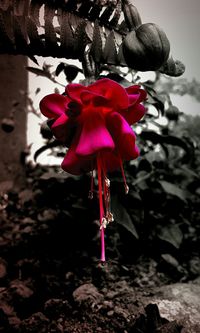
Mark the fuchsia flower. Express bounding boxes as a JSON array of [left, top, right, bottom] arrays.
[[40, 78, 147, 261]]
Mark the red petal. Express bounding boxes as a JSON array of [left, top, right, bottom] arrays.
[[128, 94, 141, 106], [126, 85, 147, 103], [76, 112, 115, 156], [65, 83, 84, 104], [121, 103, 147, 125], [106, 112, 139, 161], [80, 90, 108, 107], [61, 136, 94, 175], [39, 94, 69, 118], [51, 113, 74, 144], [88, 79, 129, 110]]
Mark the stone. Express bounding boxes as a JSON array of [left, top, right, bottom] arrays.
[[149, 283, 200, 332], [72, 283, 103, 307]]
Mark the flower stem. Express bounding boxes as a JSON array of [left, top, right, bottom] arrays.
[[97, 155, 106, 262]]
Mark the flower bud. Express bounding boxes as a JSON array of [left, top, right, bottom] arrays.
[[123, 1, 142, 30], [159, 57, 185, 77], [165, 105, 180, 121], [122, 23, 170, 71]]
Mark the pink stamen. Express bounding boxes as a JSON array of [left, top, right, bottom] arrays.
[[100, 161, 110, 215], [104, 177, 110, 217], [97, 154, 106, 262]]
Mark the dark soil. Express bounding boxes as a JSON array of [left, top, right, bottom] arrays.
[[0, 164, 199, 333]]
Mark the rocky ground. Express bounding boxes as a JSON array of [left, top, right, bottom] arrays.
[[0, 165, 200, 333]]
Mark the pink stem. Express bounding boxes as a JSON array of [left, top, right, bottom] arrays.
[[97, 155, 106, 262]]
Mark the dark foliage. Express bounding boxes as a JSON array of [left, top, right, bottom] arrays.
[[0, 0, 184, 77]]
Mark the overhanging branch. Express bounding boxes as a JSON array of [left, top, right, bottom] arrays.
[[0, 0, 185, 77]]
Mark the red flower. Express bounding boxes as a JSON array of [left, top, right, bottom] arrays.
[[40, 79, 146, 174], [40, 78, 147, 261]]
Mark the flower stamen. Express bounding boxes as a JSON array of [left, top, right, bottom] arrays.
[[119, 157, 129, 194], [100, 217, 108, 230], [103, 175, 114, 225], [106, 211, 114, 223], [97, 154, 106, 262]]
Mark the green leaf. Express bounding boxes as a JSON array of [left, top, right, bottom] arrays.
[[44, 20, 58, 50], [64, 65, 82, 82], [44, 3, 55, 23], [60, 11, 74, 57], [14, 0, 29, 16], [44, 4, 58, 51], [161, 254, 179, 267], [73, 20, 88, 58], [111, 194, 139, 239], [117, 44, 128, 66], [40, 171, 69, 181], [14, 17, 28, 52], [106, 72, 125, 84], [99, 6, 113, 25], [158, 224, 183, 249], [103, 31, 118, 65], [143, 84, 165, 115], [55, 62, 65, 76], [90, 20, 102, 63], [118, 20, 129, 35], [30, 0, 43, 27], [133, 170, 151, 191], [27, 17, 44, 51], [109, 1, 122, 28], [159, 180, 187, 202], [140, 130, 192, 163]]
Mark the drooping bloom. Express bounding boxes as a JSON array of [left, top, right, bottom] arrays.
[[40, 78, 147, 261]]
